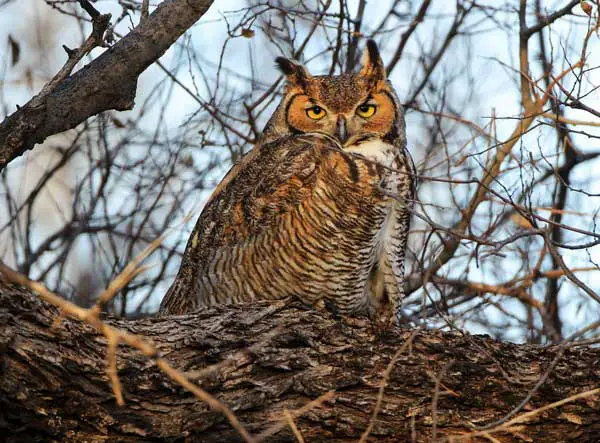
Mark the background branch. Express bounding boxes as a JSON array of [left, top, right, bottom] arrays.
[[0, 0, 215, 171]]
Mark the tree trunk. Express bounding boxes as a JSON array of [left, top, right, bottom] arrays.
[[1, 281, 599, 442]]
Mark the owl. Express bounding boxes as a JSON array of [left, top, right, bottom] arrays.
[[159, 40, 414, 324]]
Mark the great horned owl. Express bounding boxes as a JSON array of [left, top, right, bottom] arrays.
[[160, 40, 414, 323]]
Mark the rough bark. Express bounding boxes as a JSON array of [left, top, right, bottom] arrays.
[[1, 281, 599, 442], [0, 0, 214, 171]]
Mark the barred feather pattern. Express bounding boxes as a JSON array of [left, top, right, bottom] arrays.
[[160, 133, 414, 321]]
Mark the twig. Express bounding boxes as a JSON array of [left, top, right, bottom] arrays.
[[386, 0, 433, 74], [106, 333, 124, 406], [544, 231, 600, 305], [92, 231, 171, 313], [283, 409, 306, 443], [34, 2, 111, 102], [78, 0, 100, 19], [141, 0, 150, 23], [255, 391, 335, 441]]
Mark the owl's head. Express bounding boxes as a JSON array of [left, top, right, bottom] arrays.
[[263, 40, 405, 147]]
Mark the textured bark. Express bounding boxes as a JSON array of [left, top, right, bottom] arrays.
[[0, 0, 214, 171], [1, 281, 599, 442]]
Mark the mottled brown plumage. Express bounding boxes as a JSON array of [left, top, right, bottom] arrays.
[[160, 40, 414, 322]]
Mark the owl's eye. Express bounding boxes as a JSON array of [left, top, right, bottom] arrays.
[[356, 104, 377, 118], [306, 106, 326, 120]]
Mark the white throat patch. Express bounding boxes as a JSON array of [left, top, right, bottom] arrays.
[[344, 139, 396, 168]]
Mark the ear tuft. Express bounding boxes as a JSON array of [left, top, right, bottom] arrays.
[[275, 57, 311, 89], [359, 39, 386, 86], [275, 57, 296, 76]]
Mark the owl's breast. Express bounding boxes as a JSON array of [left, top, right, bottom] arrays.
[[343, 137, 400, 227], [343, 136, 409, 268]]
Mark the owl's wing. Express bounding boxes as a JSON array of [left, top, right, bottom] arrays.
[[160, 133, 388, 314]]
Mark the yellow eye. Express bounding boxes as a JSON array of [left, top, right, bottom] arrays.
[[306, 106, 326, 120], [356, 104, 376, 118]]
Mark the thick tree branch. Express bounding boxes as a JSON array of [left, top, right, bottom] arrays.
[[1, 281, 599, 442], [0, 0, 214, 171], [526, 0, 579, 38]]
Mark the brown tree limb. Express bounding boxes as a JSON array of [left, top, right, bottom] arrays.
[[0, 0, 215, 171], [1, 280, 599, 442]]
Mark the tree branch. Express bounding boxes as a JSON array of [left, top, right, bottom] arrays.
[[0, 0, 215, 171]]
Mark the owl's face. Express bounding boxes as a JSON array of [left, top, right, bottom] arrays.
[[284, 77, 397, 144], [264, 40, 404, 147]]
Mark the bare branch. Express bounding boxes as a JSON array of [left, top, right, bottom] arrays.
[[0, 0, 215, 171]]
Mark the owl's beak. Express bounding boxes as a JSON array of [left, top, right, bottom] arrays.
[[335, 115, 348, 144]]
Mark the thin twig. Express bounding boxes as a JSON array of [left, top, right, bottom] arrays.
[[141, 0, 150, 23], [34, 3, 111, 101], [283, 409, 306, 443]]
